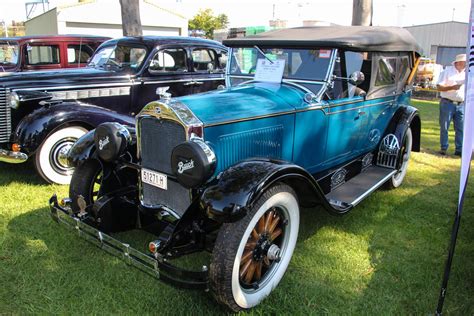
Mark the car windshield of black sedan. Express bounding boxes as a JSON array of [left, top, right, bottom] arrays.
[[0, 42, 19, 65], [229, 47, 333, 82], [88, 44, 147, 72]]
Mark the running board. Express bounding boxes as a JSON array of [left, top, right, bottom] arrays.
[[325, 166, 396, 208]]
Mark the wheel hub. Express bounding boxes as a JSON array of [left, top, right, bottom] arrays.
[[50, 139, 76, 174]]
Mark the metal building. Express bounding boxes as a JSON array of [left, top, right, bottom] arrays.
[[25, 0, 188, 38], [405, 21, 468, 66]]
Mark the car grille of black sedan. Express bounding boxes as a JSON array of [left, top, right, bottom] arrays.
[[139, 117, 191, 217], [0, 88, 11, 144]]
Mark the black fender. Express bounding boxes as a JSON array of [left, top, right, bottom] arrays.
[[383, 104, 421, 152], [200, 159, 350, 223], [67, 125, 137, 168], [13, 101, 135, 156]]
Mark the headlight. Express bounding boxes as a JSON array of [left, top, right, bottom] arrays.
[[8, 91, 20, 109]]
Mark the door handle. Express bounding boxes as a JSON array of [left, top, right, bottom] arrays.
[[183, 82, 195, 86], [193, 81, 204, 85], [357, 110, 366, 116]]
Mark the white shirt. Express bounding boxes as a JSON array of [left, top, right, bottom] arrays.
[[437, 65, 466, 102]]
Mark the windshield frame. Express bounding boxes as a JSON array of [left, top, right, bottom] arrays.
[[225, 46, 337, 100], [0, 41, 20, 67], [88, 43, 149, 74]]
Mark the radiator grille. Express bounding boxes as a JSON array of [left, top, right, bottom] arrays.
[[0, 88, 11, 143], [139, 117, 190, 216], [140, 117, 186, 174], [216, 125, 284, 172]]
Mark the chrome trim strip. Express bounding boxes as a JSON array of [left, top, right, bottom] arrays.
[[205, 110, 296, 127], [50, 87, 131, 100], [14, 82, 138, 92], [350, 170, 397, 206], [142, 77, 224, 85]]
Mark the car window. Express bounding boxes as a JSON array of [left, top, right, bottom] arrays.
[[192, 48, 216, 72], [345, 51, 365, 98], [230, 47, 332, 81], [149, 48, 188, 73], [26, 45, 60, 65], [88, 45, 147, 73], [218, 50, 227, 70], [0, 42, 19, 65], [375, 57, 397, 86], [67, 44, 94, 64]]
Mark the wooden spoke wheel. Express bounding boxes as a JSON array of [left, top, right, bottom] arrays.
[[210, 184, 300, 312], [239, 208, 285, 286]]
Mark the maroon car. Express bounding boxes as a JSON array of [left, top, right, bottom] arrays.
[[0, 35, 110, 73]]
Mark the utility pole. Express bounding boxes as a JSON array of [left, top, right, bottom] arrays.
[[352, 0, 373, 26]]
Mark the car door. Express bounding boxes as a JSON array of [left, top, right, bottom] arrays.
[[323, 51, 370, 166], [364, 53, 411, 152], [189, 46, 226, 93], [135, 46, 195, 113]]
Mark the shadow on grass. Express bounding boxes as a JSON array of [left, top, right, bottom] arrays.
[[0, 160, 45, 186], [4, 206, 230, 314]]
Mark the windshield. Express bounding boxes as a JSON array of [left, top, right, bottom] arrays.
[[0, 42, 19, 66], [229, 47, 333, 82], [88, 44, 147, 73]]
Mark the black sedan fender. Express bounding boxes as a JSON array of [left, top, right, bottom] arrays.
[[13, 101, 135, 156], [201, 159, 350, 223]]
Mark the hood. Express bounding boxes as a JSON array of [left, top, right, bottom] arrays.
[[178, 83, 306, 126], [0, 67, 132, 89]]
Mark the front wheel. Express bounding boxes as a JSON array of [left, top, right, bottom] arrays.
[[210, 183, 300, 312], [69, 159, 103, 215], [35, 126, 88, 184], [385, 127, 412, 189]]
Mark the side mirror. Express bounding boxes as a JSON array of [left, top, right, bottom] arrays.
[[349, 71, 365, 86]]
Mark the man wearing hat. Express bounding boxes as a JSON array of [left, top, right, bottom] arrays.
[[436, 53, 467, 156]]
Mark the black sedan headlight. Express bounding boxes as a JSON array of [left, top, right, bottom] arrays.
[[8, 91, 20, 109]]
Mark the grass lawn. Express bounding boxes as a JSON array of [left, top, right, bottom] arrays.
[[0, 99, 473, 314]]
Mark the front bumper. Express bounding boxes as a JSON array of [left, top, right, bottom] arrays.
[[0, 148, 27, 163], [49, 195, 209, 290]]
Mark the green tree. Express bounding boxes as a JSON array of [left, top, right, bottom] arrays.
[[189, 9, 229, 39]]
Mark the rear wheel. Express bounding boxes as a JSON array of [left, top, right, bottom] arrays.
[[210, 183, 299, 312], [385, 127, 412, 189], [69, 159, 103, 214], [35, 126, 88, 184]]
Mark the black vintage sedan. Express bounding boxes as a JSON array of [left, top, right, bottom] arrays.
[[0, 36, 227, 184]]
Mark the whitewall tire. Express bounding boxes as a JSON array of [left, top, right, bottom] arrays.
[[35, 126, 88, 184], [386, 127, 412, 189], [210, 183, 300, 312]]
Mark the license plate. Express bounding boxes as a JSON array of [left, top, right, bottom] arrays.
[[141, 168, 167, 190]]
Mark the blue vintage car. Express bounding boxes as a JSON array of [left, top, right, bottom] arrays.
[[50, 26, 421, 311]]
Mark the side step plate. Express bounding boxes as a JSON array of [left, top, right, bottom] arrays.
[[326, 166, 396, 208]]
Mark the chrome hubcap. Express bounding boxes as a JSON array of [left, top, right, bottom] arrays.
[[50, 138, 76, 175]]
